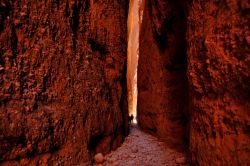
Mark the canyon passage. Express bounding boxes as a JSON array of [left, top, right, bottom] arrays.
[[0, 0, 249, 166]]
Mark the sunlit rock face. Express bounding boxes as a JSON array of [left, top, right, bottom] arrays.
[[0, 0, 128, 165], [137, 0, 189, 146], [127, 0, 142, 119], [187, 0, 250, 165]]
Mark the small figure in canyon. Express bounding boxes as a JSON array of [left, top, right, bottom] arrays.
[[129, 114, 134, 124]]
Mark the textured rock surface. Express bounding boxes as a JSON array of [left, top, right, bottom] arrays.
[[138, 0, 250, 165], [0, 0, 128, 165], [103, 125, 187, 166], [94, 153, 104, 164], [187, 0, 250, 165], [137, 0, 189, 146]]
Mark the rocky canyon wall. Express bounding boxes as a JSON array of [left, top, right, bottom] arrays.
[[138, 0, 250, 165], [138, 0, 189, 147], [187, 0, 250, 165], [0, 0, 128, 165]]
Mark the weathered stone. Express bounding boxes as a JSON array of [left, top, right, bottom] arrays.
[[187, 0, 250, 165], [94, 153, 104, 164], [0, 0, 129, 164], [138, 0, 189, 146], [138, 0, 250, 165]]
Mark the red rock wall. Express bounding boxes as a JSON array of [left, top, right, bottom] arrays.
[[187, 0, 250, 165], [0, 0, 128, 165], [137, 0, 189, 146], [139, 0, 250, 165]]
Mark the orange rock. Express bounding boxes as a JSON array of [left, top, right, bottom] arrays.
[[94, 153, 104, 163]]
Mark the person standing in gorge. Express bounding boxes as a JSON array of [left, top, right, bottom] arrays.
[[129, 114, 134, 124]]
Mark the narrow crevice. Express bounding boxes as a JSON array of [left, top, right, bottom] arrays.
[[127, 0, 143, 123]]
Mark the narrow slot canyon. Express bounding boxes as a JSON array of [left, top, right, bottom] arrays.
[[0, 0, 249, 166], [127, 0, 138, 121], [127, 0, 143, 123]]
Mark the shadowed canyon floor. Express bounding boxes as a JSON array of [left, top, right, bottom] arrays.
[[101, 125, 188, 166]]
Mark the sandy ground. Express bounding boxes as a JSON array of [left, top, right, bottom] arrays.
[[102, 125, 188, 166]]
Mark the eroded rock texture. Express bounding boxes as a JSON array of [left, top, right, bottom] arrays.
[[139, 0, 250, 165], [0, 0, 128, 165], [138, 0, 189, 146], [187, 0, 250, 165]]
